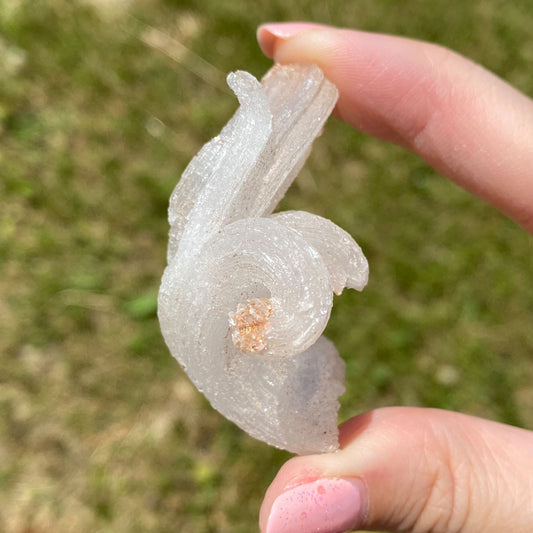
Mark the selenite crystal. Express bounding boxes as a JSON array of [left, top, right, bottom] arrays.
[[158, 63, 369, 455]]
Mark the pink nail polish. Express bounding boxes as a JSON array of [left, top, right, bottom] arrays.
[[259, 22, 318, 39], [257, 23, 322, 57], [265, 478, 365, 533]]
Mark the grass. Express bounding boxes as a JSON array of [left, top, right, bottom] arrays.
[[1, 0, 533, 531]]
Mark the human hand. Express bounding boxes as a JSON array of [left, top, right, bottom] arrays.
[[256, 23, 533, 533]]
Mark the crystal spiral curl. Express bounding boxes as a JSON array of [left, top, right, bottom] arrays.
[[158, 64, 368, 454]]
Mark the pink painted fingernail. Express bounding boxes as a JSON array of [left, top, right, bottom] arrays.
[[265, 478, 366, 533], [257, 22, 321, 57]]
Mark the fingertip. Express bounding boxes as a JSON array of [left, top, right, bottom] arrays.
[[256, 24, 277, 58], [257, 22, 332, 58], [263, 27, 533, 229], [262, 477, 366, 533], [259, 456, 328, 532]]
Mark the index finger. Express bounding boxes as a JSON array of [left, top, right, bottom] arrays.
[[258, 24, 533, 233]]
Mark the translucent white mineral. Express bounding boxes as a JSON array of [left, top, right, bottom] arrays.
[[158, 63, 369, 455]]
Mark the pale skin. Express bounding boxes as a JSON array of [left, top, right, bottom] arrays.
[[256, 23, 533, 533]]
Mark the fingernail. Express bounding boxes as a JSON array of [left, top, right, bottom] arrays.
[[257, 22, 318, 57], [265, 478, 366, 533]]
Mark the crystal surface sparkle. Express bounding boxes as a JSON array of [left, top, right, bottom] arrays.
[[158, 63, 369, 454]]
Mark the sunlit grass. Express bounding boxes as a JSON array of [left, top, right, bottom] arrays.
[[1, 0, 532, 531]]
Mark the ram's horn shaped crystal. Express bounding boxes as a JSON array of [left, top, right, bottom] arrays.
[[158, 63, 369, 455]]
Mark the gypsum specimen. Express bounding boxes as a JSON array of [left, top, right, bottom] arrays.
[[158, 63, 368, 455]]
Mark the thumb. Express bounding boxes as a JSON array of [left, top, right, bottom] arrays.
[[260, 407, 533, 533]]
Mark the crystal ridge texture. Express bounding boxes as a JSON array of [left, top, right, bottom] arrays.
[[158, 63, 369, 454]]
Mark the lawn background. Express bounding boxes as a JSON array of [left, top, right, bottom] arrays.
[[1, 0, 533, 531]]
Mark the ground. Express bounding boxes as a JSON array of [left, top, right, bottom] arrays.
[[1, 1, 533, 532]]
